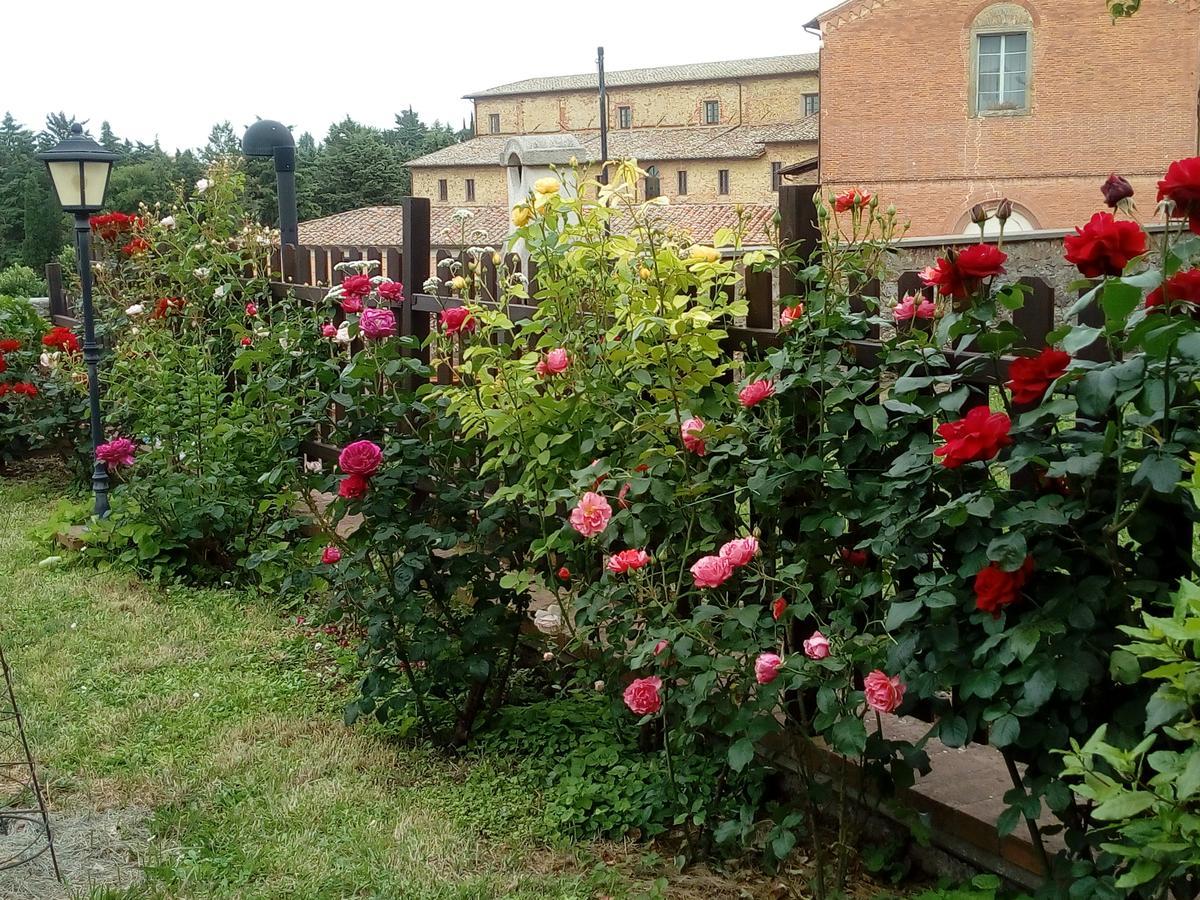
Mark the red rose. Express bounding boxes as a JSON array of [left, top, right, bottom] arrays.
[[955, 244, 1008, 280], [771, 597, 788, 621], [120, 236, 150, 256], [337, 473, 369, 499], [1006, 347, 1071, 406], [557, 566, 571, 581], [42, 326, 80, 354], [377, 280, 404, 302], [934, 406, 1012, 469], [341, 274, 372, 298], [1157, 157, 1200, 235], [0, 339, 22, 353], [1101, 174, 1134, 209], [974, 557, 1034, 616], [1064, 213, 1147, 278], [338, 440, 383, 476], [920, 258, 964, 299], [1146, 269, 1200, 314], [834, 188, 872, 213], [839, 546, 869, 567]]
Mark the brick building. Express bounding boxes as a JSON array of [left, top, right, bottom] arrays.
[[812, 0, 1200, 236], [406, 55, 820, 214]]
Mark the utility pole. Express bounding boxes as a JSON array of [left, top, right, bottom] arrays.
[[597, 46, 608, 183]]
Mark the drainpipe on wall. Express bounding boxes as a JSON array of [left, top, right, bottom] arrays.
[[803, 19, 822, 185]]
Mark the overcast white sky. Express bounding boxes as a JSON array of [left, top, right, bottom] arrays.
[[2, 0, 827, 151]]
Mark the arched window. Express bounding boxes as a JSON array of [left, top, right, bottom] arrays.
[[959, 201, 1036, 236], [970, 4, 1034, 116], [644, 166, 661, 201]]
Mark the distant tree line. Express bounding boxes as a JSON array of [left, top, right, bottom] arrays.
[[0, 109, 471, 270]]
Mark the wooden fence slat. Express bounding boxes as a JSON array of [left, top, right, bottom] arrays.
[[1014, 276, 1054, 350], [401, 198, 432, 390], [385, 248, 402, 285], [777, 185, 821, 299], [745, 267, 775, 330]]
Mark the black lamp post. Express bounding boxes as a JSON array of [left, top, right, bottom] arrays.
[[242, 120, 298, 257], [38, 124, 118, 518]]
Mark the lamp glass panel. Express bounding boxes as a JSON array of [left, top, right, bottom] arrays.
[[82, 160, 112, 209], [47, 160, 83, 208]]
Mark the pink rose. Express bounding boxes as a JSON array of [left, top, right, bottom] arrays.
[[540, 348, 570, 376], [321, 545, 342, 565], [780, 303, 805, 328], [569, 492, 612, 538], [359, 307, 397, 340], [337, 473, 369, 499], [441, 306, 476, 335], [755, 652, 783, 685], [803, 630, 830, 660], [377, 280, 404, 302], [680, 417, 707, 456], [893, 293, 936, 322], [245, 302, 258, 317], [654, 639, 670, 656], [96, 437, 137, 470], [340, 295, 364, 314], [341, 274, 372, 298], [863, 670, 906, 713], [738, 379, 776, 408], [623, 676, 662, 715], [338, 440, 383, 476], [691, 554, 734, 588], [606, 549, 651, 574], [719, 536, 759, 568], [321, 323, 337, 338]]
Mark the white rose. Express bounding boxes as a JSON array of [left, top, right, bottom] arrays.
[[304, 459, 324, 473], [159, 216, 176, 229], [334, 322, 351, 345], [213, 284, 229, 299], [125, 303, 144, 316], [195, 178, 210, 193]]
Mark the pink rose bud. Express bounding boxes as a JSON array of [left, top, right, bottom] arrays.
[[542, 651, 555, 662], [654, 639, 669, 656], [803, 630, 831, 660], [321, 545, 341, 565], [680, 417, 707, 455], [322, 323, 337, 338], [606, 549, 651, 574], [245, 302, 258, 317], [755, 652, 783, 685]]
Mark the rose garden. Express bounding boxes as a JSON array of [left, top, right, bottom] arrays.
[[0, 129, 1199, 898]]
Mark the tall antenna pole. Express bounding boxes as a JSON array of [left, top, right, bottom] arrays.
[[597, 46, 608, 183]]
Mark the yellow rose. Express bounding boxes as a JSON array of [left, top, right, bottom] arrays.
[[451, 275, 467, 292], [512, 205, 533, 227], [688, 245, 720, 263], [639, 266, 653, 280], [492, 252, 503, 266], [533, 177, 561, 195]]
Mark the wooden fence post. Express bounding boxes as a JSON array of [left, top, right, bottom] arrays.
[[777, 185, 821, 299], [44, 262, 66, 320], [401, 198, 432, 387]]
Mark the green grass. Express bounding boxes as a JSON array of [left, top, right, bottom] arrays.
[[0, 475, 635, 900]]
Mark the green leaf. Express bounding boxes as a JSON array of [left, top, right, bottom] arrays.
[[1023, 668, 1056, 708], [1076, 369, 1117, 418], [1100, 280, 1143, 329], [996, 805, 1022, 837], [1133, 452, 1183, 495], [1091, 791, 1157, 820], [939, 715, 969, 748], [1177, 750, 1200, 801], [885, 599, 923, 630], [987, 533, 1028, 570], [990, 714, 1020, 748], [853, 404, 888, 435], [1115, 860, 1162, 890], [830, 716, 867, 756], [728, 738, 756, 772], [962, 669, 1002, 700]]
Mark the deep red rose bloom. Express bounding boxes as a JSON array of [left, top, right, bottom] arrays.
[[1146, 269, 1200, 314], [377, 280, 404, 302], [974, 557, 1034, 616], [771, 597, 788, 621], [955, 244, 1008, 280], [839, 546, 869, 567], [0, 339, 22, 353], [1157, 157, 1200, 235], [557, 566, 571, 581], [834, 188, 872, 213], [1007, 347, 1071, 406], [1064, 212, 1147, 278], [1101, 174, 1134, 209], [151, 297, 184, 319], [337, 473, 369, 499], [120, 236, 150, 256], [89, 211, 138, 241], [341, 274, 372, 298], [920, 258, 964, 299], [10, 382, 37, 397], [42, 326, 80, 354], [934, 406, 1012, 468]]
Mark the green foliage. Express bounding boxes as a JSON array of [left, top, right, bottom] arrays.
[[1059, 580, 1200, 898], [479, 697, 746, 841], [0, 263, 46, 298]]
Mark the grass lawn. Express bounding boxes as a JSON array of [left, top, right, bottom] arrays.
[[0, 474, 655, 900]]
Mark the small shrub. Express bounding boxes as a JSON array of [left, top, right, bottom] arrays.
[[0, 264, 47, 299]]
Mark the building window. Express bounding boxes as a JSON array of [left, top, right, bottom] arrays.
[[438, 179, 448, 202], [677, 170, 688, 195], [488, 113, 501, 134], [718, 169, 730, 195], [617, 106, 631, 129], [465, 179, 475, 202], [976, 32, 1028, 112], [644, 165, 660, 200], [771, 162, 782, 191], [703, 100, 720, 125], [803, 93, 820, 117]]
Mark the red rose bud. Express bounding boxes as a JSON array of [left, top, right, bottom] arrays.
[[970, 204, 989, 226], [557, 566, 571, 581], [995, 199, 1013, 223], [771, 597, 788, 621], [1101, 174, 1134, 209]]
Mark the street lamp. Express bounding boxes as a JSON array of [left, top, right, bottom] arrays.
[[242, 120, 298, 265], [38, 124, 118, 518]]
